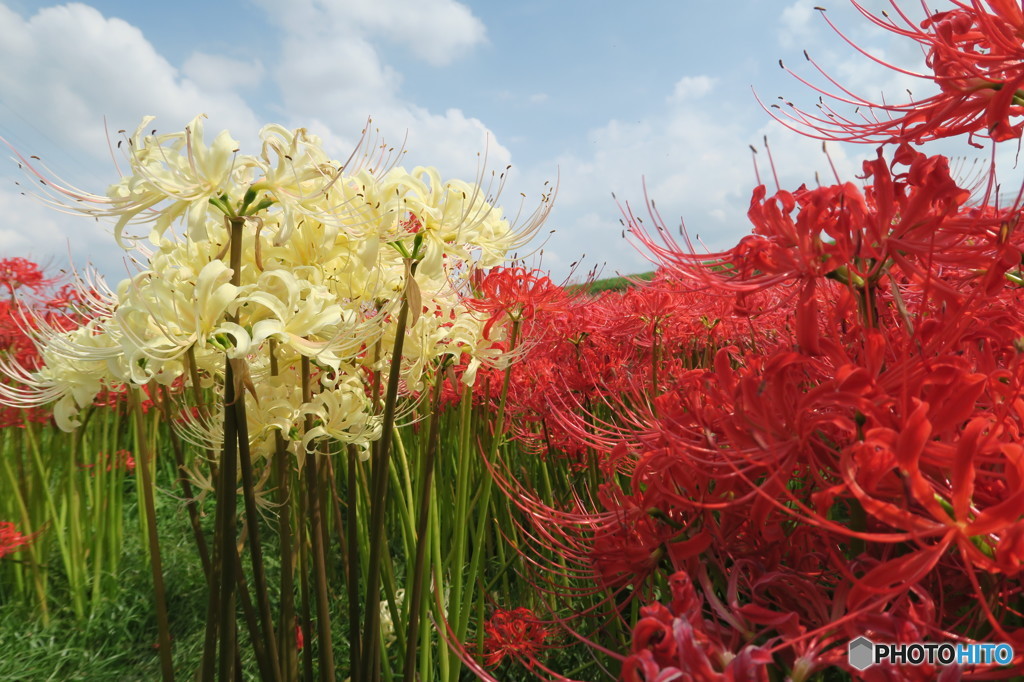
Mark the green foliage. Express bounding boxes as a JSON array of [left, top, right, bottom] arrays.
[[568, 271, 655, 294]]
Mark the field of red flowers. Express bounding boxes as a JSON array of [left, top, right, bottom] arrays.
[[3, 1, 1024, 680]]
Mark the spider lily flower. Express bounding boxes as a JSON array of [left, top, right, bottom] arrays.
[[0, 521, 33, 559], [255, 124, 341, 246], [0, 257, 56, 297], [1, 117, 551, 445], [0, 319, 123, 430], [299, 368, 382, 455], [109, 115, 259, 244], [465, 266, 571, 339], [622, 605, 774, 682], [245, 268, 371, 367], [773, 1, 1024, 145], [482, 607, 554, 669], [628, 144, 1013, 354]]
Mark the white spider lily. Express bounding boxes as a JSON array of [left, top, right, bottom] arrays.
[[106, 115, 257, 245], [114, 259, 242, 371], [1, 115, 553, 452], [300, 370, 381, 454], [0, 321, 120, 430]]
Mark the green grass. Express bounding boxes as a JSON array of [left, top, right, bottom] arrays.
[[0, 483, 223, 681], [567, 271, 655, 295]]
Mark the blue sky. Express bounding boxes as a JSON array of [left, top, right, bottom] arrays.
[[0, 0, 975, 283]]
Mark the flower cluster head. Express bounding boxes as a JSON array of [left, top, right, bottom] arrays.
[[0, 521, 32, 560], [482, 607, 553, 669], [0, 116, 551, 466], [776, 1, 1024, 145], [622, 571, 773, 682], [0, 257, 54, 298]]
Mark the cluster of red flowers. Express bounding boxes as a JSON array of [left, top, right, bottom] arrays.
[[77, 449, 137, 475], [0, 258, 82, 427], [777, 1, 1024, 145], [621, 571, 775, 682], [483, 607, 554, 669], [0, 258, 165, 426], [0, 521, 32, 560], [470, 2, 1024, 679]]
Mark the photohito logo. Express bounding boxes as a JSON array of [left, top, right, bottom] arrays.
[[847, 636, 1014, 670]]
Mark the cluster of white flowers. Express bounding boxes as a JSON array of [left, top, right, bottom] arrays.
[[1, 115, 551, 462]]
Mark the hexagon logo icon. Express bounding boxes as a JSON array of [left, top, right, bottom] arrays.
[[848, 636, 874, 671]]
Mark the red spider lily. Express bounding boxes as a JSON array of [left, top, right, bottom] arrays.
[[629, 146, 1014, 354], [482, 607, 554, 669], [0, 521, 33, 559], [109, 449, 137, 474], [773, 1, 1024, 145], [0, 257, 55, 297], [622, 592, 775, 682], [465, 266, 571, 339], [78, 449, 137, 474], [995, 520, 1024, 575], [0, 263, 89, 428], [474, 137, 1024, 679]]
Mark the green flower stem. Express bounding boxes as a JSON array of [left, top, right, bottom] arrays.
[[232, 357, 282, 681], [445, 384, 473, 682], [301, 354, 335, 681], [429, 476, 450, 681], [0, 432, 47, 623], [345, 443, 362, 678], [156, 384, 211, 579], [295, 466, 314, 682], [449, 320, 520, 681], [212, 357, 239, 682], [382, 442, 411, 658], [402, 366, 445, 681], [360, 258, 417, 682], [66, 428, 86, 619], [209, 215, 247, 682], [269, 339, 298, 682], [128, 387, 174, 682], [23, 415, 77, 617]]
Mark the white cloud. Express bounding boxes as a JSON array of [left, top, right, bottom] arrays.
[[326, 0, 487, 67], [183, 52, 265, 92], [0, 185, 121, 277], [520, 57, 886, 278], [0, 2, 271, 284], [253, 0, 506, 181], [0, 2, 262, 158], [669, 76, 716, 102], [779, 0, 820, 50], [531, 104, 753, 274]]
